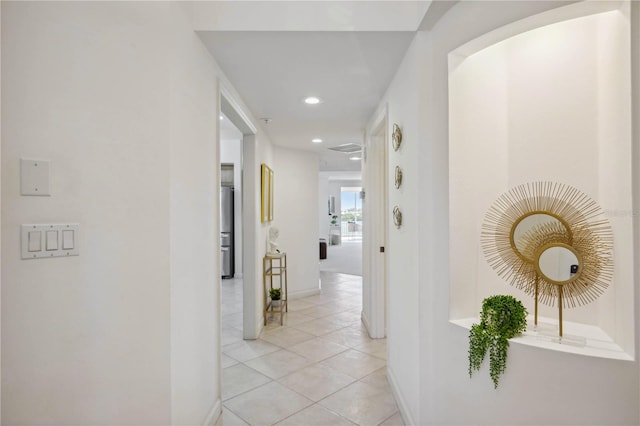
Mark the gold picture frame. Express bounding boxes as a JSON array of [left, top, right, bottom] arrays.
[[261, 164, 270, 223], [269, 168, 274, 221]]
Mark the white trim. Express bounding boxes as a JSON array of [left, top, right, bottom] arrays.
[[288, 288, 321, 299], [253, 316, 264, 340], [387, 366, 416, 426], [220, 85, 257, 135], [363, 102, 388, 339], [367, 101, 389, 134], [202, 399, 222, 426], [450, 0, 624, 61], [241, 135, 258, 340], [361, 310, 371, 336]]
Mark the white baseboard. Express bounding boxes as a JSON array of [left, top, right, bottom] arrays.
[[203, 399, 221, 426], [387, 367, 416, 426], [251, 315, 264, 340], [361, 310, 371, 336], [288, 288, 321, 299]]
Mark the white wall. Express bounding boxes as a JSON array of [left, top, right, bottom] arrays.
[[2, 2, 221, 424], [243, 133, 275, 338], [365, 32, 422, 423], [318, 174, 329, 240], [1, 2, 3, 420], [370, 1, 640, 424], [221, 138, 243, 277], [168, 4, 220, 424], [273, 147, 320, 298]]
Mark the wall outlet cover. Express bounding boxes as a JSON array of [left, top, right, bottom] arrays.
[[20, 158, 51, 196]]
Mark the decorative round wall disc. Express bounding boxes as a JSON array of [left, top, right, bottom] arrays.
[[394, 166, 403, 189], [392, 124, 402, 151], [393, 206, 403, 229]]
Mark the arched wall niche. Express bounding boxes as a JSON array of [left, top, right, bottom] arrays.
[[448, 1, 634, 360]]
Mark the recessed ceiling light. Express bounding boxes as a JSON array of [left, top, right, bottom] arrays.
[[219, 115, 224, 120], [304, 96, 321, 105], [349, 156, 362, 161], [312, 138, 323, 143]]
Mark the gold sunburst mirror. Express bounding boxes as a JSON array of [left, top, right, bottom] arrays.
[[481, 182, 614, 337]]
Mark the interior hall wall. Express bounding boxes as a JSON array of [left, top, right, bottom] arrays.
[[168, 3, 221, 424], [1, 2, 4, 419], [273, 147, 320, 298], [1, 2, 223, 424], [318, 174, 330, 241], [418, 1, 638, 424], [243, 132, 275, 337], [366, 32, 422, 423]]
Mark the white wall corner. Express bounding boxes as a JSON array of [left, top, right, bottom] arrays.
[[387, 366, 416, 426], [241, 314, 263, 341], [203, 399, 222, 426], [361, 310, 372, 337]]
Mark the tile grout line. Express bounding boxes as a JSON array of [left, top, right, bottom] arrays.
[[221, 271, 398, 426]]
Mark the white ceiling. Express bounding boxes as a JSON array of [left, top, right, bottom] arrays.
[[195, 1, 435, 172]]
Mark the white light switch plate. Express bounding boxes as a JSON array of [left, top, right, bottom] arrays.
[[21, 224, 79, 259], [21, 158, 51, 196]]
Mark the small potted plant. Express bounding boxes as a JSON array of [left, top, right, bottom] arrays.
[[269, 288, 281, 308], [468, 295, 527, 388]]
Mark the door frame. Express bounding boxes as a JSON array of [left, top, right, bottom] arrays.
[[362, 103, 388, 338], [219, 85, 258, 340]]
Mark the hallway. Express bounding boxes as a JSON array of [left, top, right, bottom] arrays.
[[218, 272, 401, 426]]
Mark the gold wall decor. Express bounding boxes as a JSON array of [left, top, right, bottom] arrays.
[[261, 163, 273, 223], [269, 167, 274, 222], [393, 206, 403, 229], [392, 124, 402, 151], [480, 182, 613, 337], [394, 165, 403, 189]]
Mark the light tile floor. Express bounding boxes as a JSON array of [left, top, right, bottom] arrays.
[[217, 272, 404, 426]]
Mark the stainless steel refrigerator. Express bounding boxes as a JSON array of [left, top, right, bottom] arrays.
[[220, 187, 234, 278]]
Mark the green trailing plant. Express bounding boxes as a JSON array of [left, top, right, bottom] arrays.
[[468, 295, 527, 388], [269, 288, 281, 301]]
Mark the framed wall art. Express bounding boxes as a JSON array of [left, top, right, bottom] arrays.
[[268, 167, 274, 221], [261, 163, 271, 223]]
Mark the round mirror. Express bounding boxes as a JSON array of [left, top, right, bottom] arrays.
[[535, 243, 582, 285], [511, 212, 570, 262]]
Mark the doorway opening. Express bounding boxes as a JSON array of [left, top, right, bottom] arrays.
[[340, 187, 363, 242], [320, 175, 363, 278], [218, 90, 259, 345], [219, 113, 245, 347]]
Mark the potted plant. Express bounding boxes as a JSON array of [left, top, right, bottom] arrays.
[[269, 288, 281, 308], [468, 295, 527, 388]]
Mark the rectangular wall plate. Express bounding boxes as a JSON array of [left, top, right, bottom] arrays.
[[20, 158, 51, 196], [21, 224, 79, 259]]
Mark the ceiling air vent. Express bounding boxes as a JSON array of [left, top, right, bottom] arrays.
[[328, 143, 362, 154]]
